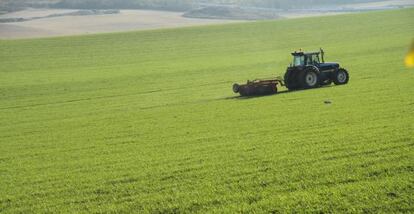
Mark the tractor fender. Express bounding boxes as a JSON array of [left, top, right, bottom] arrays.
[[306, 65, 321, 74]]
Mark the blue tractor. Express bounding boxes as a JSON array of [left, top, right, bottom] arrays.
[[232, 49, 349, 96], [284, 49, 349, 90]]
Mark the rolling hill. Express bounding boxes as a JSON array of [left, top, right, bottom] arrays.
[[0, 0, 383, 12], [0, 8, 413, 213]]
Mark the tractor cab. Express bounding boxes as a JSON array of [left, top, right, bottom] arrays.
[[291, 51, 323, 67], [290, 49, 340, 72]]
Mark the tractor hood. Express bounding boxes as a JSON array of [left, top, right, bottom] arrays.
[[319, 62, 339, 69]]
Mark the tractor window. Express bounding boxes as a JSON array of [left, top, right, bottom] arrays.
[[306, 54, 320, 65], [306, 56, 312, 65], [293, 55, 304, 66], [311, 54, 320, 64]]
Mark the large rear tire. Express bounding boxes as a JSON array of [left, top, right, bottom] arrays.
[[333, 68, 349, 85], [300, 68, 320, 89], [284, 69, 301, 90]]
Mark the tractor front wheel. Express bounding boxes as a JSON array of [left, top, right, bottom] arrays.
[[333, 68, 349, 85]]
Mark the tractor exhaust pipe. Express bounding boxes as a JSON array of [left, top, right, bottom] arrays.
[[320, 48, 325, 63]]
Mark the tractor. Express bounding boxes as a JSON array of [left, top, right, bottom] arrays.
[[232, 49, 349, 96]]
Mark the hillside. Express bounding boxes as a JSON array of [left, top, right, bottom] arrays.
[[0, 8, 413, 213], [0, 0, 385, 12]]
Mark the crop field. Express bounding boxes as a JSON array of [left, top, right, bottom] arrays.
[[1, 8, 413, 213]]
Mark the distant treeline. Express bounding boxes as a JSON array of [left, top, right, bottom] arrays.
[[0, 0, 379, 12]]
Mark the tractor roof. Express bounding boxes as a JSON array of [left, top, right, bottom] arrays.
[[291, 51, 320, 56]]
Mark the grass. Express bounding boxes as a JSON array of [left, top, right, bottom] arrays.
[[0, 8, 413, 213]]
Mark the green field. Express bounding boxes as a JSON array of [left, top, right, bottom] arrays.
[[1, 9, 413, 213]]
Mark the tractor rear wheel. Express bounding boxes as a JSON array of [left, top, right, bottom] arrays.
[[300, 68, 320, 89], [333, 68, 349, 85], [284, 69, 300, 90]]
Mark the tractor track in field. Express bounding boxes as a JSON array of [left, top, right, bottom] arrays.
[[0, 81, 233, 111], [138, 97, 220, 110], [0, 90, 161, 111]]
